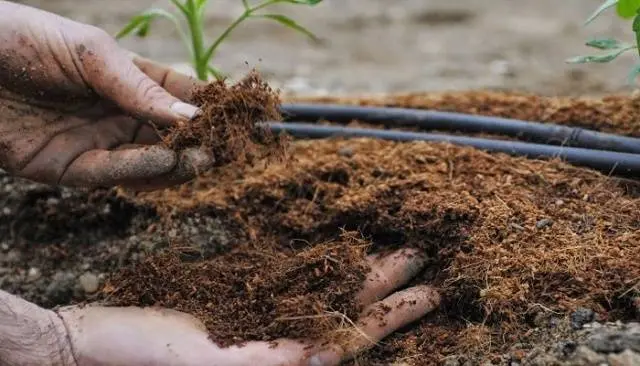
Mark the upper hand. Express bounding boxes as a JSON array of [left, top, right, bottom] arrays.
[[0, 1, 211, 190]]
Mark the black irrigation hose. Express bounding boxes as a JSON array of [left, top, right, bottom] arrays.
[[266, 122, 640, 178], [280, 103, 640, 155]]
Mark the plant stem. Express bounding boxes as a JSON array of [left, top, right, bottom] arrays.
[[185, 1, 208, 80]]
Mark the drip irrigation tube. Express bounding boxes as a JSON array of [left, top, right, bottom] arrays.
[[280, 103, 640, 155], [266, 122, 640, 178]]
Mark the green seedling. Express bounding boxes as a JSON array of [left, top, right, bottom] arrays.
[[117, 0, 322, 81], [568, 0, 640, 84]]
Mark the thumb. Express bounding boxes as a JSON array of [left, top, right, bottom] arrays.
[[77, 34, 201, 127]]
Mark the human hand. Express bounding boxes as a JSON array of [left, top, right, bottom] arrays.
[[2, 248, 439, 365], [0, 1, 211, 190]]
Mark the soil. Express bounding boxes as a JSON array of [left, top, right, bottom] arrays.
[[3, 1, 640, 363], [3, 91, 640, 365]]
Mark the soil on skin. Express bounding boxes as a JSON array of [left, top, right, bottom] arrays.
[[162, 71, 287, 167], [2, 91, 640, 365]]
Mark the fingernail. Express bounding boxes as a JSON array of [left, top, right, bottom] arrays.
[[307, 350, 339, 366], [170, 102, 201, 120]]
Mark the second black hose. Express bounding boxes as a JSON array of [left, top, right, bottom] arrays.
[[266, 122, 640, 178]]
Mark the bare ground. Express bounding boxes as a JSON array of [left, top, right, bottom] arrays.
[[13, 0, 640, 96]]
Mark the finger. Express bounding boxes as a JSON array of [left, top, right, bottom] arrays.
[[77, 34, 201, 126], [133, 55, 207, 102], [19, 116, 142, 185], [119, 147, 213, 191], [355, 248, 426, 307], [58, 145, 177, 188], [305, 286, 441, 366]]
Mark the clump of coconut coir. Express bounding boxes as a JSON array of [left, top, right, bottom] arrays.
[[162, 71, 288, 167], [100, 232, 370, 347]]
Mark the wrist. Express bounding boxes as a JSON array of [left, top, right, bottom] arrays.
[[0, 290, 76, 366]]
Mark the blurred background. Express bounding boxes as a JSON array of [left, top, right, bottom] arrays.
[[12, 0, 638, 96]]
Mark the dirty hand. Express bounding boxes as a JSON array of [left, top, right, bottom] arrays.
[[1, 249, 439, 365], [0, 1, 211, 190]]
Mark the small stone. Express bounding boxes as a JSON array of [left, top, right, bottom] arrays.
[[4, 250, 20, 264], [555, 199, 564, 206], [572, 345, 607, 364], [79, 272, 100, 293], [27, 267, 41, 281], [490, 59, 515, 77], [46, 271, 76, 304], [588, 330, 627, 353], [571, 307, 595, 330], [608, 349, 640, 366], [46, 197, 59, 205], [557, 340, 578, 357], [338, 146, 354, 158], [536, 218, 553, 229], [0, 243, 8, 251]]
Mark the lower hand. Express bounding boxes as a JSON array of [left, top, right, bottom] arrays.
[[5, 248, 439, 365]]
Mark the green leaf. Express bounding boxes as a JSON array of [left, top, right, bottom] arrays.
[[116, 15, 149, 39], [115, 8, 180, 39], [586, 38, 631, 49], [633, 13, 640, 57], [585, 0, 619, 24], [136, 21, 151, 37], [254, 14, 318, 40], [617, 0, 640, 18], [566, 46, 637, 63]]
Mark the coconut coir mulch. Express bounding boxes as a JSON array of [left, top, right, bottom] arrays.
[[97, 87, 640, 364], [103, 232, 369, 347], [162, 71, 287, 167]]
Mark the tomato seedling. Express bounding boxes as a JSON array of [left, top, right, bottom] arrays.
[[117, 0, 322, 81]]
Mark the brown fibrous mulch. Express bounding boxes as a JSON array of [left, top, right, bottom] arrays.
[[102, 88, 640, 364], [162, 71, 288, 167], [102, 231, 369, 347]]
